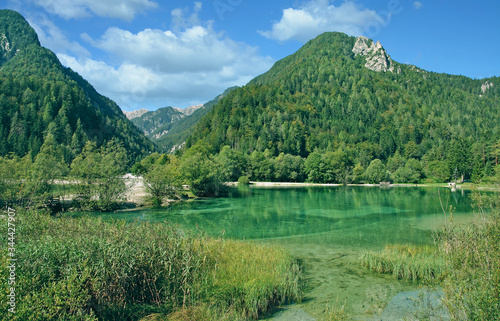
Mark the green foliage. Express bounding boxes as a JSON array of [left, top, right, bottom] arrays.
[[184, 31, 500, 183], [364, 159, 387, 184], [143, 155, 183, 206], [0, 10, 153, 164], [180, 151, 228, 197], [361, 244, 448, 283], [425, 160, 451, 183], [216, 146, 247, 182], [391, 159, 423, 184], [0, 10, 40, 66], [438, 194, 500, 320], [0, 154, 32, 205], [0, 209, 302, 320], [69, 140, 128, 211], [237, 176, 250, 185]]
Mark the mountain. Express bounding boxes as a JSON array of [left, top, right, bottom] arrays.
[[124, 108, 149, 120], [0, 9, 153, 162], [185, 32, 500, 181], [131, 86, 238, 152], [176, 104, 204, 116], [129, 106, 185, 136]]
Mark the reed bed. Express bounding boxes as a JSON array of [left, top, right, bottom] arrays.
[[0, 209, 302, 321], [360, 244, 448, 283]]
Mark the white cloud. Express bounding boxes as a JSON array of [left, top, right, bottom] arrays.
[[30, 0, 158, 20], [59, 5, 274, 111], [260, 0, 383, 42], [60, 50, 271, 111], [413, 1, 423, 10], [27, 14, 90, 58]]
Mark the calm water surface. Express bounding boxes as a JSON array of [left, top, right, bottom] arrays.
[[80, 186, 476, 319]]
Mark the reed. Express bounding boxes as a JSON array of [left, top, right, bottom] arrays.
[[322, 298, 349, 321], [1, 209, 301, 321], [360, 244, 448, 283]]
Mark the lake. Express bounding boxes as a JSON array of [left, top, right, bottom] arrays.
[[79, 186, 476, 320]]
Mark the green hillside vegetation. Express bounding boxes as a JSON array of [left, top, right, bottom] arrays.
[[185, 32, 500, 184], [0, 9, 153, 164]]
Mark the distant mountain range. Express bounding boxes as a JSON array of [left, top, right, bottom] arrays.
[[127, 87, 237, 152], [0, 9, 153, 162]]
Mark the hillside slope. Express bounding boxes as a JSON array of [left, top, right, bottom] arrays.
[[0, 9, 153, 162], [187, 33, 500, 181], [185, 32, 499, 180]]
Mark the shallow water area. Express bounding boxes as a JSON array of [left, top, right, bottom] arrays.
[[77, 186, 476, 320]]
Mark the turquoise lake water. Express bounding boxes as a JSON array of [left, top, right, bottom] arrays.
[[78, 186, 476, 319]]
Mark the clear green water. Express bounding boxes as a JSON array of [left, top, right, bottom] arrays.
[[77, 186, 476, 319]]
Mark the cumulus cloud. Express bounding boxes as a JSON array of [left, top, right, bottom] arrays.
[[27, 14, 90, 58], [260, 0, 383, 42], [59, 4, 273, 110], [60, 51, 270, 110], [30, 0, 157, 20]]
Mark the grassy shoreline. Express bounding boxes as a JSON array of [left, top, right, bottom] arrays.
[[1, 209, 302, 321]]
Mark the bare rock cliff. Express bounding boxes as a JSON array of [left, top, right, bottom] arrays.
[[352, 36, 394, 73]]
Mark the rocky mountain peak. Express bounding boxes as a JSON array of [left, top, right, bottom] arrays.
[[481, 81, 494, 94], [180, 104, 204, 116], [353, 36, 394, 73], [123, 108, 149, 120]]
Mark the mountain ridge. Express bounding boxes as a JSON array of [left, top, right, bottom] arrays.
[[185, 31, 500, 181], [0, 9, 153, 162], [129, 86, 238, 152]]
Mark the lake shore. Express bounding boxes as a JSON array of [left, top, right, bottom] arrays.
[[249, 181, 500, 191], [250, 181, 445, 188]]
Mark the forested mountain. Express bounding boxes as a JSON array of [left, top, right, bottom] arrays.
[[186, 32, 500, 183], [133, 86, 237, 152], [0, 9, 153, 163], [130, 106, 185, 136]]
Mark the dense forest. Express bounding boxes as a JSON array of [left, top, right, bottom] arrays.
[[0, 9, 153, 164], [185, 32, 500, 184]]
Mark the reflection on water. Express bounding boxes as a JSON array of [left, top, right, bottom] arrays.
[[76, 186, 475, 319], [87, 186, 473, 247]]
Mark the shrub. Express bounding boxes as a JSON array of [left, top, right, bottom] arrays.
[[237, 176, 250, 185], [364, 159, 386, 184]]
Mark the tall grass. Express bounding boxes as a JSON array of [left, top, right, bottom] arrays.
[[437, 196, 500, 320], [0, 209, 301, 321], [361, 190, 500, 320], [360, 244, 448, 283]]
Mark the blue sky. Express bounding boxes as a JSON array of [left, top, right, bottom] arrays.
[[4, 0, 500, 111]]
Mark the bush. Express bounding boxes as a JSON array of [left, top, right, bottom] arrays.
[[364, 159, 386, 184], [237, 176, 250, 185]]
